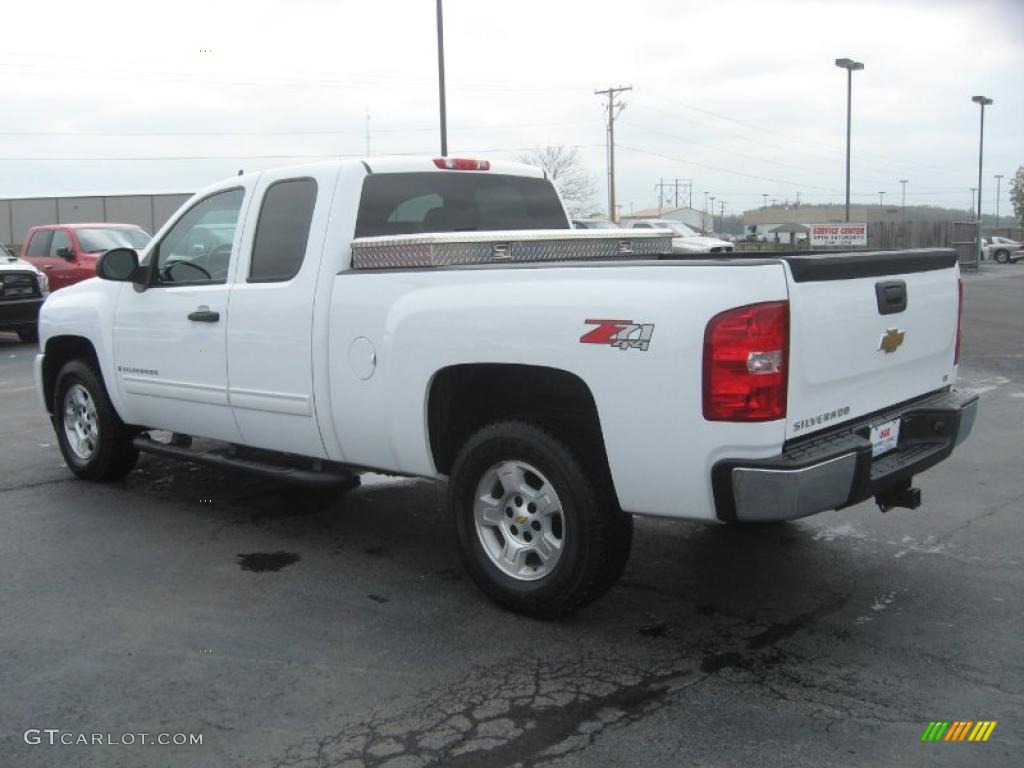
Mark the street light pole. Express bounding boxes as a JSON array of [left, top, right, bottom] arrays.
[[762, 194, 768, 208], [970, 187, 977, 217], [994, 174, 1004, 228], [835, 58, 864, 223], [709, 196, 716, 231], [878, 191, 885, 208], [436, 0, 448, 156], [972, 95, 993, 265]]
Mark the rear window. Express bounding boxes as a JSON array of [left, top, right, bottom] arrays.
[[354, 173, 568, 238], [75, 227, 151, 252]]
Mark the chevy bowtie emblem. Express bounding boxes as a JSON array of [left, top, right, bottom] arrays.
[[879, 328, 906, 354]]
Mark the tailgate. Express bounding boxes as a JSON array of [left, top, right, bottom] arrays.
[[785, 250, 960, 441]]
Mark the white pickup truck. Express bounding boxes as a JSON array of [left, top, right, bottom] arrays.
[[34, 156, 977, 617]]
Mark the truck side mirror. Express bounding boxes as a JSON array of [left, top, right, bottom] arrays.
[[56, 246, 74, 259], [97, 248, 142, 284]]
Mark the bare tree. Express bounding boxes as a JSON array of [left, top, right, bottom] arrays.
[[517, 145, 598, 215]]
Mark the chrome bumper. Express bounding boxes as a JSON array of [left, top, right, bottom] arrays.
[[714, 390, 979, 523]]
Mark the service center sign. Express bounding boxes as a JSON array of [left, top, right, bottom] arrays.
[[810, 224, 867, 247]]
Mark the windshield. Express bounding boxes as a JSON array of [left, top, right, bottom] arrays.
[[75, 227, 151, 252], [667, 222, 699, 237]]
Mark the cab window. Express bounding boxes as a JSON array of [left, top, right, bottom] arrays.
[[26, 231, 53, 258], [50, 230, 72, 257], [153, 189, 244, 285]]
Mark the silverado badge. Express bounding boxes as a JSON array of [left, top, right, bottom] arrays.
[[878, 328, 906, 354]]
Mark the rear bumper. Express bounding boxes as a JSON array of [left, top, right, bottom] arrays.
[[712, 389, 978, 522], [0, 297, 44, 329]]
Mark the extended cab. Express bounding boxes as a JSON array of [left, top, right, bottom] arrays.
[[34, 157, 977, 617], [22, 223, 151, 292]]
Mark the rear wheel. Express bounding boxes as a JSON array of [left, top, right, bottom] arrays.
[[17, 325, 38, 343], [994, 249, 1009, 264], [449, 421, 632, 618], [54, 360, 138, 481]]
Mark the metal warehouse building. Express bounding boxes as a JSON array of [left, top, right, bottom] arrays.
[[1, 192, 192, 249]]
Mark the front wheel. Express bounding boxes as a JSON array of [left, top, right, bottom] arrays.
[[54, 360, 138, 481], [449, 421, 632, 618], [994, 249, 1009, 264]]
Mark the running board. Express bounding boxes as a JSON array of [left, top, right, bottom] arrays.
[[132, 435, 360, 489]]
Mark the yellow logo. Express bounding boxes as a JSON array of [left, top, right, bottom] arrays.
[[879, 328, 906, 354], [516, 515, 528, 525]]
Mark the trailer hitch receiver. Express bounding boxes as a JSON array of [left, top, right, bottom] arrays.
[[876, 480, 921, 513]]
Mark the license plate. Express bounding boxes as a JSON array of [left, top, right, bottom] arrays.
[[870, 418, 901, 457]]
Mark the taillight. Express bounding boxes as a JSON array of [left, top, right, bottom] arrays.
[[703, 301, 789, 421], [954, 277, 963, 365], [433, 157, 491, 171]]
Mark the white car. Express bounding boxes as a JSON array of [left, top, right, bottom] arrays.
[[34, 156, 976, 617], [624, 219, 734, 254], [981, 237, 1023, 264], [1, 244, 49, 342]]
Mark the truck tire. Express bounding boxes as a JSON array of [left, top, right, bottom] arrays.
[[994, 249, 1009, 264], [17, 325, 38, 343], [449, 421, 632, 618], [53, 360, 138, 481]]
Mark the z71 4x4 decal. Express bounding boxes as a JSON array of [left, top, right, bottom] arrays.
[[580, 319, 655, 351]]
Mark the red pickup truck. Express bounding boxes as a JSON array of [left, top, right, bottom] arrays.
[[22, 223, 151, 291]]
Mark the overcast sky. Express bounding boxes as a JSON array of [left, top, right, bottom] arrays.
[[1, 0, 1021, 216]]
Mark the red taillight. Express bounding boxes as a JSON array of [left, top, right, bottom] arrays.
[[703, 301, 789, 422], [433, 157, 491, 171], [954, 277, 963, 365]]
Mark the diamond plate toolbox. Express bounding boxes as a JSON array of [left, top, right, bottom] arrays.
[[350, 229, 674, 270]]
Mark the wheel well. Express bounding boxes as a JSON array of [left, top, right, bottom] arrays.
[[42, 336, 100, 413], [428, 364, 608, 476]]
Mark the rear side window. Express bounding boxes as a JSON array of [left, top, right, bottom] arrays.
[[354, 173, 569, 237], [249, 179, 318, 282], [26, 231, 52, 257]]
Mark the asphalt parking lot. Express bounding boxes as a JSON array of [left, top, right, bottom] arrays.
[[1, 264, 1022, 768]]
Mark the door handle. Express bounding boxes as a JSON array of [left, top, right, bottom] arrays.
[[187, 307, 220, 323], [42, 264, 55, 269]]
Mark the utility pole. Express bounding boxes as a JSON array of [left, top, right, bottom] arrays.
[[762, 194, 769, 208], [709, 195, 716, 231], [703, 191, 709, 232], [365, 107, 371, 156], [655, 178, 673, 215], [970, 187, 976, 217], [717, 201, 726, 234], [995, 174, 1003, 227], [796, 191, 801, 207], [436, 0, 448, 156], [595, 85, 632, 223], [900, 179, 908, 245], [878, 191, 885, 208], [671, 178, 692, 209]]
